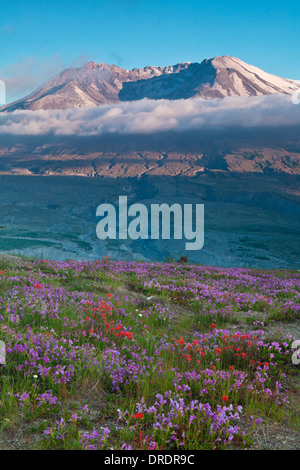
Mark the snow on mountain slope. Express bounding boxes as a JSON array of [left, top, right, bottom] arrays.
[[1, 56, 299, 112], [210, 56, 299, 97]]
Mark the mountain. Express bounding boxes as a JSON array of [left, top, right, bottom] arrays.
[[1, 56, 299, 112]]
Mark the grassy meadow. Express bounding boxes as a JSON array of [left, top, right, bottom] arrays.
[[0, 254, 299, 450]]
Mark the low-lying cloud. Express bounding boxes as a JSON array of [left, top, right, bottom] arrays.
[[0, 94, 300, 136]]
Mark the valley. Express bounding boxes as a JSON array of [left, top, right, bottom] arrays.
[[0, 172, 299, 268]]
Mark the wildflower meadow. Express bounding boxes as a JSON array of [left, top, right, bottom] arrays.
[[0, 255, 299, 450]]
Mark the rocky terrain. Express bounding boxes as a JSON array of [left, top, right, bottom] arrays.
[[0, 124, 299, 178], [0, 147, 299, 178]]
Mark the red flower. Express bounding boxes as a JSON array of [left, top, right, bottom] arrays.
[[210, 323, 216, 329], [130, 413, 144, 420], [221, 395, 228, 402]]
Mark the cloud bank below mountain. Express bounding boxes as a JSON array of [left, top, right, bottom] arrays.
[[1, 94, 300, 137]]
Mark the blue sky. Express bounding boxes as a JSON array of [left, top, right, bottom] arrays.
[[1, 0, 299, 102]]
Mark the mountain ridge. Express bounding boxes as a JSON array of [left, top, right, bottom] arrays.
[[1, 55, 299, 112]]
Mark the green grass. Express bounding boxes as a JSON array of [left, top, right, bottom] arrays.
[[0, 254, 299, 450]]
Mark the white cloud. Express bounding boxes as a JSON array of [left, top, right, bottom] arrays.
[[0, 94, 299, 136]]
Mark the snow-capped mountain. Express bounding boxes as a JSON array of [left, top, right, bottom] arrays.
[[1, 56, 299, 112]]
